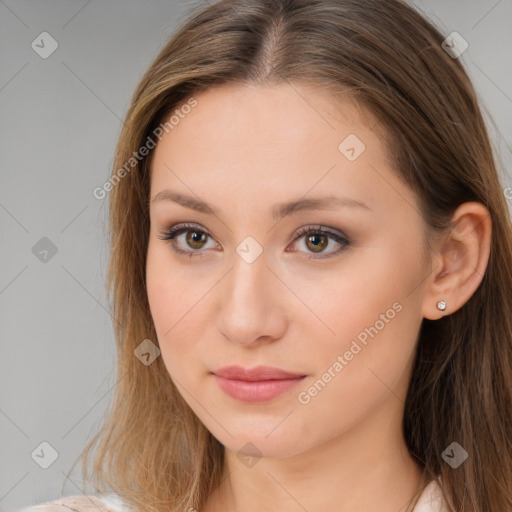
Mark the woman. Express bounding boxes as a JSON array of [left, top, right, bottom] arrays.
[[20, 0, 512, 510]]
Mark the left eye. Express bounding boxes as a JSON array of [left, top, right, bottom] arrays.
[[288, 225, 350, 258], [157, 223, 350, 259]]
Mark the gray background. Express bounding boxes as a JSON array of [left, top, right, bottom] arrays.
[[1, 1, 511, 510]]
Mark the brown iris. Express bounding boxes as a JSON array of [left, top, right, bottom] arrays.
[[186, 231, 207, 249], [305, 233, 328, 252]]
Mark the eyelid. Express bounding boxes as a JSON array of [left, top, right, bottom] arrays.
[[291, 224, 348, 243]]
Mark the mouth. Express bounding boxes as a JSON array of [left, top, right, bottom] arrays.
[[212, 365, 307, 403]]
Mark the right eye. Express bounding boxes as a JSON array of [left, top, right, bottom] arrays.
[[157, 222, 219, 258]]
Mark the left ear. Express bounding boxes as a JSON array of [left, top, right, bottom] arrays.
[[421, 201, 492, 320]]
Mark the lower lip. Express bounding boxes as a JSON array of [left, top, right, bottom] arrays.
[[213, 375, 306, 403]]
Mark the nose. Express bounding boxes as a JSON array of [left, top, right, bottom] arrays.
[[216, 250, 288, 348]]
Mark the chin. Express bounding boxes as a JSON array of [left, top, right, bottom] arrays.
[[206, 417, 313, 460]]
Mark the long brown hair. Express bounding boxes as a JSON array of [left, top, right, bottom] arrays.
[[72, 0, 512, 510]]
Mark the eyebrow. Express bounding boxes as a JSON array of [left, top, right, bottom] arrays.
[[150, 189, 372, 220]]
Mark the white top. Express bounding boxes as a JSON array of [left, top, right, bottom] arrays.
[[413, 478, 450, 512], [95, 494, 126, 511], [17, 478, 448, 511]]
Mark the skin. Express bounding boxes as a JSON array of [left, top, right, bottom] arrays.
[[146, 83, 491, 512]]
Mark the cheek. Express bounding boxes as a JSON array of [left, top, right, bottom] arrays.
[[146, 244, 186, 365], [146, 238, 191, 327], [297, 239, 423, 390], [146, 242, 211, 381], [146, 243, 172, 330], [296, 247, 414, 347]]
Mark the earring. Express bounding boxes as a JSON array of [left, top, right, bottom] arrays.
[[436, 300, 447, 311]]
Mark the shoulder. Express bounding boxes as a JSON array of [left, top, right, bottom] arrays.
[[16, 494, 129, 512], [413, 478, 450, 512]]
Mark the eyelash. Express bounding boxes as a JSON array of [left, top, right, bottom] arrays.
[[156, 222, 350, 260]]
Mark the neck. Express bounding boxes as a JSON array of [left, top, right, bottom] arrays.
[[203, 394, 424, 512]]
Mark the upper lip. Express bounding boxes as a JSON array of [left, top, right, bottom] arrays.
[[213, 365, 306, 381]]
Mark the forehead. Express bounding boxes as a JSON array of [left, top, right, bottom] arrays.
[[168, 83, 374, 147], [149, 83, 403, 218]]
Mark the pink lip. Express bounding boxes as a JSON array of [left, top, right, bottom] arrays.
[[213, 365, 306, 403]]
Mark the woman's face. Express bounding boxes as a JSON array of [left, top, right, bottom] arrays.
[[146, 83, 432, 459]]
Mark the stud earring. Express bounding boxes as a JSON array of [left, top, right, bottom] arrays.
[[436, 300, 447, 311]]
